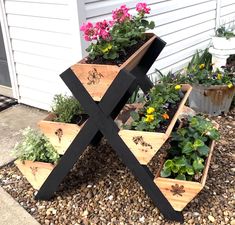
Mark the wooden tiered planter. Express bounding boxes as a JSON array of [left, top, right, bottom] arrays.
[[118, 84, 192, 165], [14, 160, 55, 190], [38, 113, 86, 155], [154, 123, 219, 211], [70, 33, 157, 101]]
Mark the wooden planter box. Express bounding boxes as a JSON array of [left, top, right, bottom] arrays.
[[154, 123, 219, 211], [14, 160, 55, 190], [70, 33, 157, 101], [118, 84, 192, 165], [189, 84, 235, 116], [38, 113, 86, 155]]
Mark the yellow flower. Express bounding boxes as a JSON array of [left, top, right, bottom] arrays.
[[145, 114, 154, 123], [162, 113, 169, 120], [199, 64, 205, 69], [217, 73, 222, 80], [101, 43, 112, 53], [147, 107, 155, 114], [227, 83, 233, 88], [175, 85, 181, 90]]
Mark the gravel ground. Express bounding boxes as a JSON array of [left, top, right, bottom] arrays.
[[0, 109, 234, 225]]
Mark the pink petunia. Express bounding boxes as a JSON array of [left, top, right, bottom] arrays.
[[136, 3, 150, 14], [112, 5, 131, 23], [95, 20, 112, 40], [80, 22, 98, 41]]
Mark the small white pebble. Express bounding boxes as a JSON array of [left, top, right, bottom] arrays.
[[108, 195, 113, 201], [87, 184, 92, 188], [139, 216, 145, 223], [208, 215, 215, 222]]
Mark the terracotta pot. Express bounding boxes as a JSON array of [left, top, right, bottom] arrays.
[[118, 84, 192, 165], [154, 126, 218, 212], [212, 36, 235, 50], [70, 33, 157, 101], [14, 160, 55, 190], [189, 84, 235, 116], [38, 113, 87, 155]]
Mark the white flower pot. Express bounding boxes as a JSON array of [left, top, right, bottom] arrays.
[[212, 36, 235, 50]]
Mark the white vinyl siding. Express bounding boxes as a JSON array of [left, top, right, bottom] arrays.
[[84, 0, 217, 78], [2, 0, 82, 110], [220, 0, 235, 26]]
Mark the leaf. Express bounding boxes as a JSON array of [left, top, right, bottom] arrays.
[[175, 174, 186, 180], [163, 159, 173, 169], [182, 142, 194, 155], [193, 139, 204, 149], [130, 111, 140, 121], [174, 156, 187, 167], [160, 168, 171, 177], [172, 164, 180, 173], [148, 21, 155, 29], [193, 157, 205, 172], [186, 167, 194, 175], [197, 145, 209, 156]]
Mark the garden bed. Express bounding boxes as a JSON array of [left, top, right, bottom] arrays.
[[0, 109, 234, 224]]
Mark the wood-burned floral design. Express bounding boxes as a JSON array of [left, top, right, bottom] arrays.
[[30, 166, 38, 176], [170, 184, 185, 196], [87, 68, 104, 85], [55, 128, 63, 143], [133, 136, 153, 151]]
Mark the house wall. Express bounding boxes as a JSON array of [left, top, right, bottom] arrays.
[[1, 0, 83, 110]]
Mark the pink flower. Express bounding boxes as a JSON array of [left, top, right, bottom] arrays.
[[80, 22, 98, 41], [95, 20, 112, 41], [112, 5, 131, 23], [136, 3, 150, 15]]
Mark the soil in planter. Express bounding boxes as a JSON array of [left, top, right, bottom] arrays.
[[84, 36, 151, 66], [155, 101, 181, 133]]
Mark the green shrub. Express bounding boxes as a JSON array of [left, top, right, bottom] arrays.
[[12, 127, 59, 164], [52, 94, 84, 123]]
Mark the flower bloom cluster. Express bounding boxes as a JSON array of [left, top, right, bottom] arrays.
[[112, 5, 131, 23], [136, 3, 151, 15], [80, 20, 112, 41]]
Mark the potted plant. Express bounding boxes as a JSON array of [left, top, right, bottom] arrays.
[[72, 3, 156, 101], [178, 49, 235, 115], [38, 94, 87, 155], [212, 25, 235, 50], [13, 128, 60, 190], [154, 116, 219, 211], [119, 83, 192, 164]]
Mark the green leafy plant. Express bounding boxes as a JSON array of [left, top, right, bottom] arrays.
[[12, 127, 59, 164], [216, 25, 235, 39], [126, 84, 184, 132], [80, 3, 155, 61], [160, 116, 219, 181], [52, 94, 84, 123]]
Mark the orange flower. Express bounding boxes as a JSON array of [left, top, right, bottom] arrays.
[[162, 113, 169, 120]]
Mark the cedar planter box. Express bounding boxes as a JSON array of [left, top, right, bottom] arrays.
[[38, 113, 87, 155], [154, 133, 218, 211], [14, 160, 55, 190], [189, 85, 235, 116], [118, 84, 192, 165], [70, 33, 157, 101]]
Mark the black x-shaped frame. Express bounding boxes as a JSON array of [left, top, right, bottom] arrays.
[[35, 37, 184, 223]]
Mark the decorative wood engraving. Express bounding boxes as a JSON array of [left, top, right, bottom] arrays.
[[87, 68, 104, 85], [30, 166, 38, 176], [170, 184, 185, 197], [133, 136, 153, 149], [55, 128, 63, 143]]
